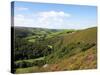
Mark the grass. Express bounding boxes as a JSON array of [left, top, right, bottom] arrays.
[[16, 66, 39, 74], [46, 29, 75, 39], [28, 39, 35, 42], [15, 57, 45, 63]]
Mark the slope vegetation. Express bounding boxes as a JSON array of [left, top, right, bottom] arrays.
[[14, 27, 97, 73]]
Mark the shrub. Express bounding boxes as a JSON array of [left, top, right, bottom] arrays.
[[81, 43, 96, 51], [14, 60, 46, 68]]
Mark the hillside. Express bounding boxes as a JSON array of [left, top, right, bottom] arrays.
[[13, 27, 97, 73], [43, 27, 96, 65]]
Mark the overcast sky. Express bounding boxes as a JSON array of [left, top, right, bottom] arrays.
[[13, 1, 97, 29]]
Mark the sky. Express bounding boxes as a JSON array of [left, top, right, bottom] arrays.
[[12, 1, 97, 29]]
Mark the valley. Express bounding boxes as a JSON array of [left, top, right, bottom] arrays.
[[13, 26, 97, 74]]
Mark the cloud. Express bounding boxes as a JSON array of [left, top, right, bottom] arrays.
[[16, 14, 24, 18], [14, 11, 71, 29], [15, 7, 29, 11], [37, 11, 71, 17], [35, 11, 71, 28], [14, 14, 34, 27]]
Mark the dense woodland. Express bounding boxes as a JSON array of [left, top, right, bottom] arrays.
[[13, 26, 97, 73]]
